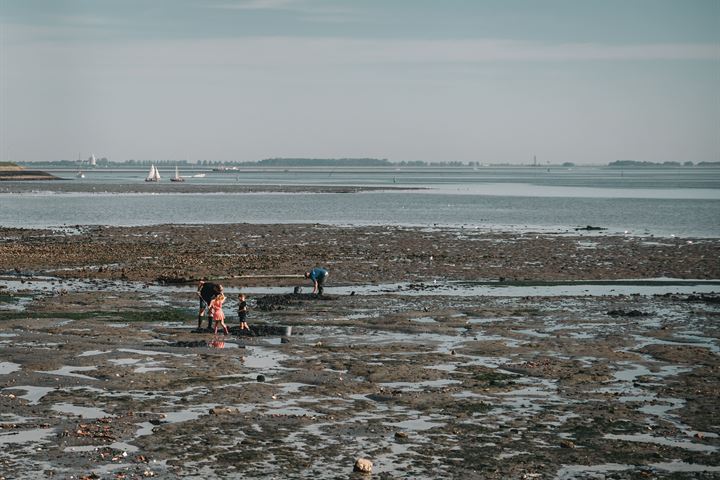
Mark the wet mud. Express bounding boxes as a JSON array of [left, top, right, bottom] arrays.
[[0, 224, 719, 479]]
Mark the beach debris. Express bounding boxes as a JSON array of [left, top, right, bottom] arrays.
[[395, 431, 408, 439], [353, 458, 373, 473]]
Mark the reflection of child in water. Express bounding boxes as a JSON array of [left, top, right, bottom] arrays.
[[237, 294, 249, 331], [208, 285, 228, 335]]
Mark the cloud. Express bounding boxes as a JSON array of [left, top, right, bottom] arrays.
[[206, 0, 359, 23], [119, 37, 720, 65], [5, 34, 719, 71], [208, 0, 306, 11]]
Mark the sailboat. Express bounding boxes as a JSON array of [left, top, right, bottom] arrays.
[[170, 165, 185, 182], [145, 164, 161, 182]]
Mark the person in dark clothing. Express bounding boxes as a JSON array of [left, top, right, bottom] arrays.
[[237, 293, 249, 331], [304, 267, 329, 295], [197, 280, 220, 330]]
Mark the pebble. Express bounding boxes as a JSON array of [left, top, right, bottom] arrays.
[[353, 458, 373, 473]]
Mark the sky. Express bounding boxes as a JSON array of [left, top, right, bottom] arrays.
[[1, 0, 718, 164]]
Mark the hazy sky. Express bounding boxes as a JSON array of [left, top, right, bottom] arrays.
[[1, 0, 718, 164]]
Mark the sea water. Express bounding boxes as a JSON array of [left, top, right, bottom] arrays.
[[1, 166, 718, 237]]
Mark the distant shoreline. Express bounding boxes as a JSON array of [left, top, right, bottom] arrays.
[[0, 182, 420, 194], [0, 170, 58, 181]]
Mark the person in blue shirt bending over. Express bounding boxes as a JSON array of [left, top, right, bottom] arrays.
[[304, 267, 329, 295]]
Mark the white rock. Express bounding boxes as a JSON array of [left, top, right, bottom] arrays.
[[353, 458, 373, 473]]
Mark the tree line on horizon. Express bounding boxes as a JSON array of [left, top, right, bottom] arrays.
[[13, 158, 719, 168], [609, 160, 719, 167]]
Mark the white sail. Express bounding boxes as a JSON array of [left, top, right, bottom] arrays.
[[146, 164, 160, 182], [170, 165, 185, 182]]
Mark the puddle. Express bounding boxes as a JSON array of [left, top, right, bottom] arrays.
[[410, 316, 437, 324], [384, 415, 447, 432], [634, 335, 719, 354], [51, 402, 114, 419], [466, 317, 499, 325], [78, 350, 112, 357], [604, 433, 717, 453], [379, 379, 462, 392], [277, 382, 315, 395], [651, 461, 720, 473], [3, 385, 55, 405], [63, 445, 100, 453], [109, 358, 142, 366], [612, 362, 692, 383], [0, 426, 56, 445], [513, 328, 553, 338], [38, 366, 97, 380], [243, 346, 291, 370], [118, 348, 187, 357], [0, 361, 21, 375], [134, 404, 220, 437]]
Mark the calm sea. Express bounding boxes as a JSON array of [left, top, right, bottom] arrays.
[[1, 166, 718, 237]]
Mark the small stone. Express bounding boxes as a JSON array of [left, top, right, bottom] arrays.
[[559, 439, 576, 449], [394, 431, 408, 439], [257, 374, 266, 382], [209, 407, 238, 415], [353, 458, 373, 473]]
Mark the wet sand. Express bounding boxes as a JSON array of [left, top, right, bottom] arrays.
[[1, 224, 719, 479]]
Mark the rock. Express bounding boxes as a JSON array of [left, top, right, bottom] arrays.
[[353, 458, 373, 473], [394, 431, 408, 439], [257, 374, 266, 382], [280, 337, 290, 344], [209, 407, 238, 415], [559, 439, 576, 449]]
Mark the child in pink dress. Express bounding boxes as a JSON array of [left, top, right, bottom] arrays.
[[208, 285, 229, 335]]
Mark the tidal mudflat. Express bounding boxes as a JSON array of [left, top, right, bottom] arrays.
[[1, 224, 718, 479]]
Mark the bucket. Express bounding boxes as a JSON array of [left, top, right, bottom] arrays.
[[282, 326, 292, 337]]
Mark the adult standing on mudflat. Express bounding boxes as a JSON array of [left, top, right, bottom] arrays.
[[304, 267, 329, 295], [196, 279, 220, 330]]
